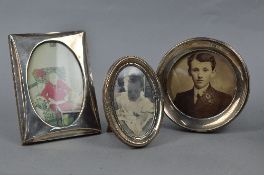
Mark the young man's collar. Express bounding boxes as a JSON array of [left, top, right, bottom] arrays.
[[194, 84, 210, 96], [193, 84, 210, 103]]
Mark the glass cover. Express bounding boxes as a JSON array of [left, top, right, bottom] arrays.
[[114, 66, 154, 137]]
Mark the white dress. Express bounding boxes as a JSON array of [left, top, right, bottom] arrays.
[[115, 92, 154, 136]]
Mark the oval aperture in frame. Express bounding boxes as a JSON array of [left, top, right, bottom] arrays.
[[114, 66, 155, 138], [27, 42, 84, 127], [104, 56, 163, 147]]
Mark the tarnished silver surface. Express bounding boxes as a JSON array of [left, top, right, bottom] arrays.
[[103, 56, 164, 147], [9, 31, 101, 144], [157, 37, 249, 132]]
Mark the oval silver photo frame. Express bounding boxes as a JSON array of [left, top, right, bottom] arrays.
[[103, 56, 164, 147], [157, 37, 249, 132]]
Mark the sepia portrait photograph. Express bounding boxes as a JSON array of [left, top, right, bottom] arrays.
[[168, 51, 236, 119], [28, 42, 83, 127], [113, 66, 154, 137]]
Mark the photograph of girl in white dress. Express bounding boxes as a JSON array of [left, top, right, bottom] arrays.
[[114, 67, 154, 137]]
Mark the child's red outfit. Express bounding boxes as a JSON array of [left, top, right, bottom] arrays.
[[41, 80, 73, 112]]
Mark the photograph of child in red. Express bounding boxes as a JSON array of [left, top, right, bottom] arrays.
[[30, 68, 82, 127]]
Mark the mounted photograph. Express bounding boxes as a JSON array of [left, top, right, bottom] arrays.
[[170, 51, 236, 119]]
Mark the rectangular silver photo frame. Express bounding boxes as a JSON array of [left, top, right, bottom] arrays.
[[9, 31, 101, 144]]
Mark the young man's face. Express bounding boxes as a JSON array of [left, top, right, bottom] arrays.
[[189, 59, 215, 89], [127, 81, 141, 101]]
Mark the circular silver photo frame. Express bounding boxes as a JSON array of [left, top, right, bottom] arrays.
[[157, 37, 249, 132], [103, 56, 164, 147]]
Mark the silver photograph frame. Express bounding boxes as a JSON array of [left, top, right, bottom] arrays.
[[157, 37, 249, 132], [9, 31, 101, 144], [103, 56, 164, 147]]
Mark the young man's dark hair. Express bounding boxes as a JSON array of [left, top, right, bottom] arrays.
[[187, 52, 216, 76]]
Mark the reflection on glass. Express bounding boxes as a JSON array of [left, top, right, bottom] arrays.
[[28, 42, 83, 127], [114, 66, 154, 137]]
